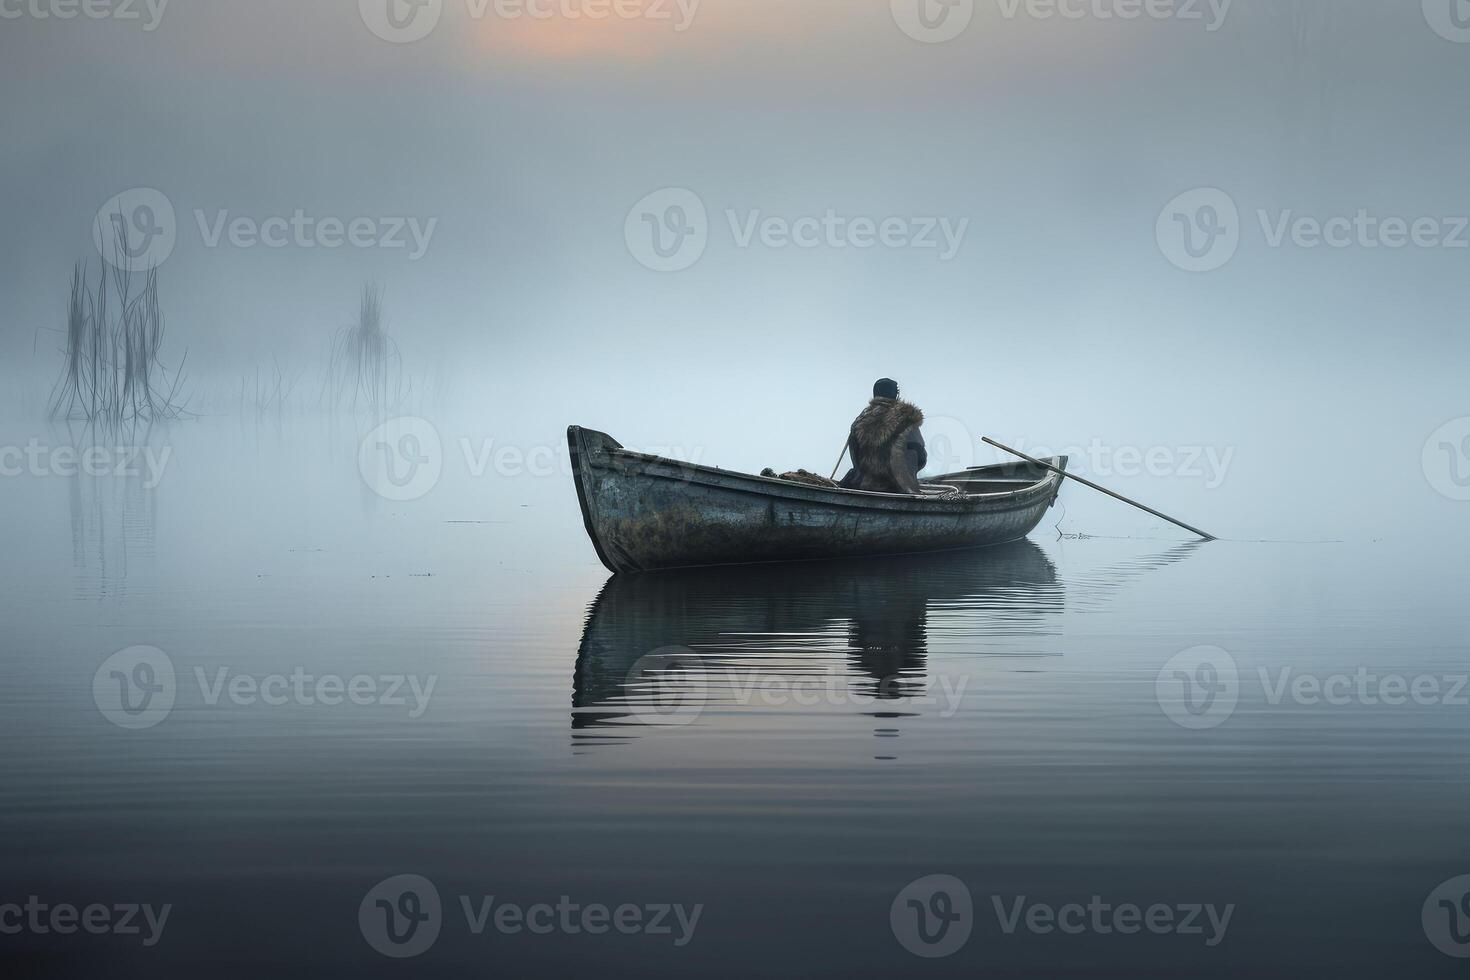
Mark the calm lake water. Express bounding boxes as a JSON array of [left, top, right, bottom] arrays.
[[1, 416, 1467, 977]]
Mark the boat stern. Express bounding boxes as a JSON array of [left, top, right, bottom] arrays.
[[1049, 455, 1069, 507]]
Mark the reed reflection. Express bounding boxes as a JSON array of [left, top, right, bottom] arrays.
[[59, 421, 165, 600]]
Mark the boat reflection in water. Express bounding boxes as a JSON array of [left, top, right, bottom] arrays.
[[572, 540, 1074, 750]]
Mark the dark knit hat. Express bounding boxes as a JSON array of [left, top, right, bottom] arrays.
[[873, 378, 899, 400]]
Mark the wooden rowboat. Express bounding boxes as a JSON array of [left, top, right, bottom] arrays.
[[568, 426, 1069, 574]]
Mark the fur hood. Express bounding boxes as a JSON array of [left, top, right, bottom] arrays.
[[850, 397, 924, 447], [840, 396, 928, 495]]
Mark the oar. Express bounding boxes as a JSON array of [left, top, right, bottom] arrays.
[[982, 436, 1216, 542], [828, 443, 849, 481]]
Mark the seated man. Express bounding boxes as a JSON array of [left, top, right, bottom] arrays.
[[838, 378, 927, 494]]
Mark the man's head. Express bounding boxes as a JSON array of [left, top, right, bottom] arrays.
[[873, 378, 899, 400]]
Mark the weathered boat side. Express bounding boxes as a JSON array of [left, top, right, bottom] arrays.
[[568, 425, 620, 574], [568, 425, 1066, 574]]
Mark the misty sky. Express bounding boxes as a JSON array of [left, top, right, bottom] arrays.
[[2, 0, 1467, 539]]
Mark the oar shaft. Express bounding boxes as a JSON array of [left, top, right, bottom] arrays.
[[982, 436, 1216, 541], [829, 442, 849, 481]]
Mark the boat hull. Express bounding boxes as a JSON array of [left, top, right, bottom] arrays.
[[569, 426, 1067, 574]]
